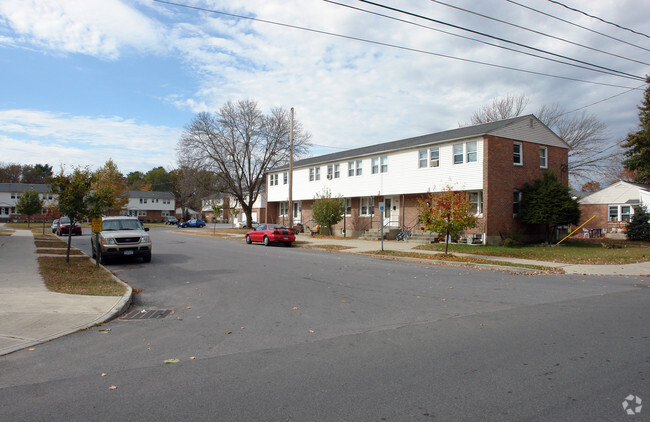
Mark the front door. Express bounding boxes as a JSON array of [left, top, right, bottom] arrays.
[[383, 197, 399, 227]]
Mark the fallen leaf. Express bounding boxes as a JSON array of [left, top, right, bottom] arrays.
[[292, 306, 299, 310], [309, 330, 315, 333], [109, 386, 117, 390], [164, 358, 180, 364], [177, 317, 183, 320], [186, 306, 191, 309], [196, 316, 201, 319], [98, 328, 111, 332], [101, 373, 107, 377], [190, 356, 196, 360], [28, 348, 35, 351], [225, 331, 232, 334]]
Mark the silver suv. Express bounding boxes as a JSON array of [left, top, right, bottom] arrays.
[[91, 216, 152, 264]]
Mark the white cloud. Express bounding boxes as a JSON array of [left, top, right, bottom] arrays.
[[0, 110, 181, 173]]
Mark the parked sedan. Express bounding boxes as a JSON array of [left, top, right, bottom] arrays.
[[178, 219, 206, 228], [56, 216, 82, 236], [245, 224, 295, 246]]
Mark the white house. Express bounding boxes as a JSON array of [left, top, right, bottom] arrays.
[[579, 181, 650, 233], [265, 115, 570, 244], [0, 183, 56, 221], [115, 190, 175, 222]]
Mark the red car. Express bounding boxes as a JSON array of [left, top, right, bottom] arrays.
[[245, 224, 295, 247], [56, 216, 82, 236]]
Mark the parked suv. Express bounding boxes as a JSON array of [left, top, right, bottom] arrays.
[[91, 216, 152, 264], [164, 215, 178, 225]]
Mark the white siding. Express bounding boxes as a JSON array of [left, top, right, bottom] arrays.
[[580, 181, 643, 205], [490, 117, 569, 149], [267, 138, 484, 201], [640, 189, 650, 210], [127, 197, 175, 211]]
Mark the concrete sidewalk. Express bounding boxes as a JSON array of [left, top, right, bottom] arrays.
[[293, 233, 650, 276], [0, 225, 131, 356]]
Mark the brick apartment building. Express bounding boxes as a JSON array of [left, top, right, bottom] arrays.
[[265, 115, 569, 245]]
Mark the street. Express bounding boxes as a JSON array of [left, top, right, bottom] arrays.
[[0, 228, 648, 421]]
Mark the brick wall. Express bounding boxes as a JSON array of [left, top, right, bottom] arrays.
[[483, 136, 569, 244]]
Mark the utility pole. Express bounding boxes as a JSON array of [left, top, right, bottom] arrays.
[[288, 107, 294, 229]]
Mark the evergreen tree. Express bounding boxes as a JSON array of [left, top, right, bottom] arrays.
[[626, 206, 650, 241], [518, 172, 581, 243], [622, 76, 650, 183]]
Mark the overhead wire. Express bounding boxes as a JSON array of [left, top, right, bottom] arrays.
[[153, 0, 643, 90], [545, 0, 650, 40], [327, 0, 645, 80], [359, 0, 645, 81], [505, 0, 650, 53], [427, 0, 650, 67]]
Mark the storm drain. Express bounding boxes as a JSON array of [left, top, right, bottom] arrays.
[[121, 309, 172, 320]]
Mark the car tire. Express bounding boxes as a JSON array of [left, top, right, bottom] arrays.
[[245, 235, 252, 244], [263, 236, 270, 246], [142, 253, 152, 263]]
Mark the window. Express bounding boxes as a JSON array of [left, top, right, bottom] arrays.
[[430, 147, 439, 167], [381, 156, 388, 173], [372, 157, 379, 174], [621, 206, 631, 222], [280, 202, 288, 217], [327, 164, 333, 179], [361, 197, 374, 216], [269, 174, 278, 186], [309, 168, 315, 181], [343, 198, 352, 216], [334, 163, 340, 178], [513, 191, 522, 215], [356, 160, 362, 176], [468, 191, 483, 215], [609, 206, 618, 221], [453, 144, 464, 164], [315, 167, 320, 181], [283, 172, 288, 185], [418, 149, 428, 168], [513, 142, 522, 165], [348, 161, 355, 177], [10, 193, 15, 199], [466, 141, 477, 162], [539, 146, 548, 168], [144, 199, 148, 204], [138, 210, 147, 217], [139, 198, 143, 204]]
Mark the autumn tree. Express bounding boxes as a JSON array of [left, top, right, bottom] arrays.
[[179, 99, 311, 228], [312, 189, 344, 235], [92, 159, 128, 212], [16, 189, 43, 228], [622, 76, 650, 184], [417, 189, 477, 254], [580, 181, 601, 193], [467, 94, 610, 181], [517, 172, 581, 243]]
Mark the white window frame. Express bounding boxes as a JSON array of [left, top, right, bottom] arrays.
[[356, 160, 362, 176], [430, 147, 440, 167], [309, 168, 315, 182], [467, 191, 483, 215], [348, 161, 354, 177], [380, 155, 388, 173], [360, 197, 374, 216], [513, 142, 523, 166], [453, 143, 464, 164], [372, 157, 379, 174], [466, 141, 477, 163], [327, 164, 333, 179], [283, 172, 288, 185], [315, 167, 320, 181], [334, 163, 340, 178], [539, 146, 548, 169], [343, 198, 352, 216], [418, 149, 428, 168], [279, 201, 289, 217]]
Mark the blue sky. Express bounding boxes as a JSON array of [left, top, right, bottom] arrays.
[[0, 0, 648, 180]]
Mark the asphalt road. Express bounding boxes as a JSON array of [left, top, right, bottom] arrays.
[[0, 228, 648, 421]]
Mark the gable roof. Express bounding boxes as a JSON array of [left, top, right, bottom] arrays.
[[275, 114, 567, 171], [0, 183, 51, 193], [128, 190, 175, 199], [580, 181, 650, 205]]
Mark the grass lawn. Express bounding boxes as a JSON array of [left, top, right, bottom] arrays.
[[0, 229, 15, 236], [37, 248, 84, 255], [367, 250, 561, 272], [415, 240, 650, 265], [38, 257, 126, 296]]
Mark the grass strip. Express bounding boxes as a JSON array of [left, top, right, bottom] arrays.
[[367, 250, 562, 273], [37, 248, 84, 255], [414, 241, 650, 265], [35, 239, 68, 247], [38, 256, 127, 296], [0, 229, 15, 236]]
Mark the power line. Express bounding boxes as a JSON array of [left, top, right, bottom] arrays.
[[428, 0, 650, 67], [153, 0, 643, 89], [326, 1, 646, 80], [359, 0, 645, 81], [561, 83, 647, 116], [545, 0, 650, 39], [505, 0, 650, 53]]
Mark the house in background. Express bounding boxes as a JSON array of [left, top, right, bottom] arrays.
[[0, 183, 57, 222], [201, 193, 229, 223], [579, 181, 650, 235], [109, 190, 175, 222], [266, 115, 570, 245]]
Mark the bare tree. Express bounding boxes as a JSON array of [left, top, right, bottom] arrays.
[[467, 94, 611, 182], [178, 99, 311, 227], [469, 94, 529, 124]]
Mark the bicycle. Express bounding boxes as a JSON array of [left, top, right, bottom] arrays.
[[396, 227, 412, 241]]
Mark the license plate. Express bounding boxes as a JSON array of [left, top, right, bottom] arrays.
[[283, 237, 288, 240], [124, 250, 134, 255]]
